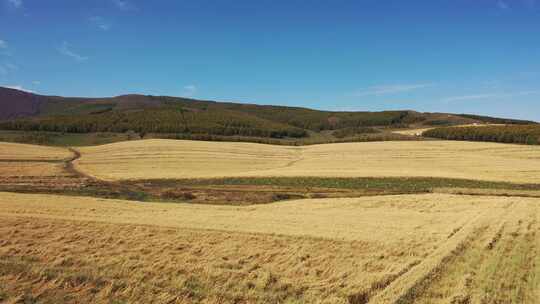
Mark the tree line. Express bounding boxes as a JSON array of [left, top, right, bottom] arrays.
[[0, 108, 308, 139], [423, 125, 540, 145]]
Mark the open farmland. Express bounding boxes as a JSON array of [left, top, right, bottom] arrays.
[[0, 192, 539, 303], [75, 139, 540, 183], [1, 139, 540, 303], [0, 141, 72, 161]]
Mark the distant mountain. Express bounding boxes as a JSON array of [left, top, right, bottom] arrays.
[[0, 87, 47, 119], [0, 86, 536, 141]]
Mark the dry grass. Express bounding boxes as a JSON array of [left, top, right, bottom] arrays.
[[1, 139, 539, 303], [0, 141, 72, 161], [0, 192, 494, 243], [75, 139, 540, 183], [390, 128, 433, 136], [390, 124, 505, 136], [434, 187, 540, 198], [1, 192, 539, 303], [411, 199, 539, 304], [0, 161, 69, 178]]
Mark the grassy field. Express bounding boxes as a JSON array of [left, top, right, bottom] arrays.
[[0, 192, 538, 303], [75, 139, 540, 183]]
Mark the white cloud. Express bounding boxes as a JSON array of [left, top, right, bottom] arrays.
[[0, 40, 7, 49], [32, 80, 41, 85], [442, 91, 539, 102], [352, 83, 432, 97], [57, 41, 88, 62], [112, 0, 135, 11], [89, 16, 111, 31], [7, 0, 22, 8], [497, 0, 509, 9], [183, 84, 197, 96], [3, 85, 34, 93]]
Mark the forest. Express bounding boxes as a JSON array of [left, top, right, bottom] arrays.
[[423, 125, 540, 145]]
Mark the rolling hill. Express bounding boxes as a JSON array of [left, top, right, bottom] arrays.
[[0, 86, 536, 144]]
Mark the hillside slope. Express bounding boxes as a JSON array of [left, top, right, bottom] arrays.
[[0, 86, 535, 143]]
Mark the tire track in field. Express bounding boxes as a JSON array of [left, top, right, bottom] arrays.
[[346, 209, 489, 304], [372, 201, 539, 304], [366, 205, 511, 304], [283, 148, 304, 168]]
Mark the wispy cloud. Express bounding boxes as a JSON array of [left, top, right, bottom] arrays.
[[0, 40, 12, 57], [3, 85, 34, 93], [442, 94, 499, 102], [0, 62, 17, 75], [442, 91, 539, 102], [352, 83, 432, 97], [183, 84, 197, 96], [57, 42, 88, 62], [7, 0, 22, 8], [32, 80, 41, 85], [497, 0, 510, 9], [89, 16, 111, 31], [112, 0, 136, 11]]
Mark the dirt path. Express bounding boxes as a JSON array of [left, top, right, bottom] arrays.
[[64, 147, 96, 180]]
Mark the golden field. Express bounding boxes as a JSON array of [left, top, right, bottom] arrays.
[[1, 138, 539, 303], [0, 192, 538, 303], [390, 128, 433, 136], [0, 142, 72, 161], [75, 139, 540, 183], [0, 161, 69, 178]]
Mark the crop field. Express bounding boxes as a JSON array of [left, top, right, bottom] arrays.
[[0, 142, 72, 161], [1, 138, 539, 303], [75, 139, 540, 183], [0, 192, 538, 303]]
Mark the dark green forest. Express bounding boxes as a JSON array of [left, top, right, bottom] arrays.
[[1, 86, 537, 143], [423, 125, 540, 145], [0, 93, 428, 139]]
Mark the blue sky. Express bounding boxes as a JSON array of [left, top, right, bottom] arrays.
[[1, 0, 539, 121]]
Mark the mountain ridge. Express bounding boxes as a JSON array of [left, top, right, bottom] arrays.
[[0, 86, 536, 143]]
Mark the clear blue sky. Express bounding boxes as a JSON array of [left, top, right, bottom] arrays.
[[1, 0, 539, 121]]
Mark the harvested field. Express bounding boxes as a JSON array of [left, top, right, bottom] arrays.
[[0, 192, 539, 303], [75, 139, 540, 183], [0, 142, 72, 161], [0, 192, 487, 242], [390, 128, 433, 136], [0, 161, 69, 178]]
